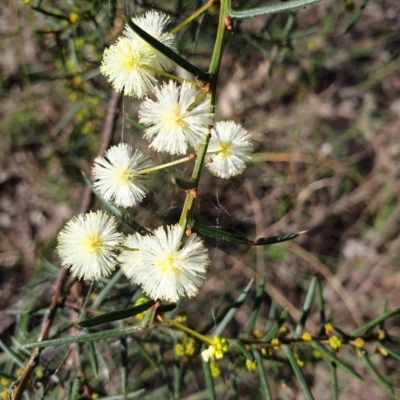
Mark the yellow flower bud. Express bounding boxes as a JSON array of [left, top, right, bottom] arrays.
[[175, 312, 187, 323], [294, 352, 304, 367], [175, 343, 185, 357], [261, 347, 274, 357], [133, 296, 148, 321], [351, 338, 365, 349], [301, 331, 312, 342], [278, 326, 290, 336], [324, 322, 334, 335], [212, 335, 229, 359], [377, 329, 386, 341], [245, 359, 257, 372], [312, 349, 322, 359], [253, 329, 263, 339], [210, 359, 221, 378], [35, 368, 45, 379], [184, 338, 195, 357], [69, 11, 79, 24], [271, 338, 280, 348], [377, 346, 388, 357], [329, 336, 342, 351], [89, 293, 98, 302], [307, 41, 316, 51]]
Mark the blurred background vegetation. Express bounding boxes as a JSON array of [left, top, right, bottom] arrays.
[[0, 0, 399, 398]]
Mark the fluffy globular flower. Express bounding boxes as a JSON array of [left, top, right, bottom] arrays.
[[139, 80, 214, 155], [118, 232, 143, 281], [92, 143, 151, 208], [100, 37, 157, 98], [206, 121, 253, 178], [120, 224, 209, 302], [124, 11, 176, 72], [57, 211, 123, 280]]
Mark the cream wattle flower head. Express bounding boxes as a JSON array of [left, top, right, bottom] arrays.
[[119, 224, 209, 302], [57, 211, 123, 280], [124, 10, 176, 72], [206, 121, 253, 178], [139, 80, 214, 155], [118, 232, 142, 282], [100, 37, 157, 98], [92, 143, 152, 208]]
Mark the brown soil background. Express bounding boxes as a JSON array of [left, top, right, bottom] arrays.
[[0, 0, 400, 398]]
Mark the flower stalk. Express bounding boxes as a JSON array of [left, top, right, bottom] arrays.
[[138, 154, 196, 175], [178, 0, 231, 229], [163, 316, 214, 345], [170, 0, 217, 34]]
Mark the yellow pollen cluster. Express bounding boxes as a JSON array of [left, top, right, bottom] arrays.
[[113, 166, 131, 186], [82, 234, 103, 255], [121, 53, 138, 70], [155, 253, 178, 273], [162, 104, 187, 130], [217, 141, 231, 159]]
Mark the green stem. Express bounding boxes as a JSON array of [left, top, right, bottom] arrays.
[[138, 154, 196, 175], [178, 0, 231, 229], [143, 64, 199, 85], [140, 304, 158, 329], [163, 316, 213, 344], [208, 0, 231, 97], [170, 0, 216, 34]]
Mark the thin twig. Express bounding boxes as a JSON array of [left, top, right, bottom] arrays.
[[11, 269, 67, 400], [10, 91, 122, 400]]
